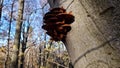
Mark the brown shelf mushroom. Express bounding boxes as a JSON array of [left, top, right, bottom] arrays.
[[44, 17, 63, 24], [57, 13, 75, 24], [42, 7, 75, 42]]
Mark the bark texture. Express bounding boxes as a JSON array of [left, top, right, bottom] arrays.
[[11, 0, 24, 68], [48, 0, 120, 68]]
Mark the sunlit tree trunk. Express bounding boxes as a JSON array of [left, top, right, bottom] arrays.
[[48, 0, 120, 68], [11, 0, 24, 68]]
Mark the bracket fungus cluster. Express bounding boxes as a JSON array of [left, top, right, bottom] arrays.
[[42, 7, 75, 42]]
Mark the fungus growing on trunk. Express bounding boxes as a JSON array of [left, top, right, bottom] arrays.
[[42, 7, 75, 42]]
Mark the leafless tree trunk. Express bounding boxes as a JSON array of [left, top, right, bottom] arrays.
[[5, 0, 15, 68], [20, 14, 31, 68], [11, 0, 24, 68], [48, 0, 120, 68], [0, 0, 4, 20]]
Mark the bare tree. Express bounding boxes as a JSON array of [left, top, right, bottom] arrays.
[[5, 0, 16, 68], [11, 0, 24, 68], [20, 13, 32, 68]]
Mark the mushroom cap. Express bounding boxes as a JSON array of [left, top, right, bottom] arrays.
[[42, 24, 55, 30], [55, 26, 71, 34], [56, 29, 68, 35], [57, 13, 75, 24], [43, 11, 65, 20], [42, 7, 75, 41], [44, 17, 63, 24], [63, 26, 71, 32], [43, 12, 56, 20], [61, 24, 71, 32]]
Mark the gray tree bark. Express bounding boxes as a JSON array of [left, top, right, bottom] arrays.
[[48, 0, 120, 68]]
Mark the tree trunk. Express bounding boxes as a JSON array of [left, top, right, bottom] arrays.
[[20, 15, 30, 68], [5, 0, 15, 68], [11, 0, 24, 68], [48, 0, 120, 68], [0, 0, 4, 20]]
